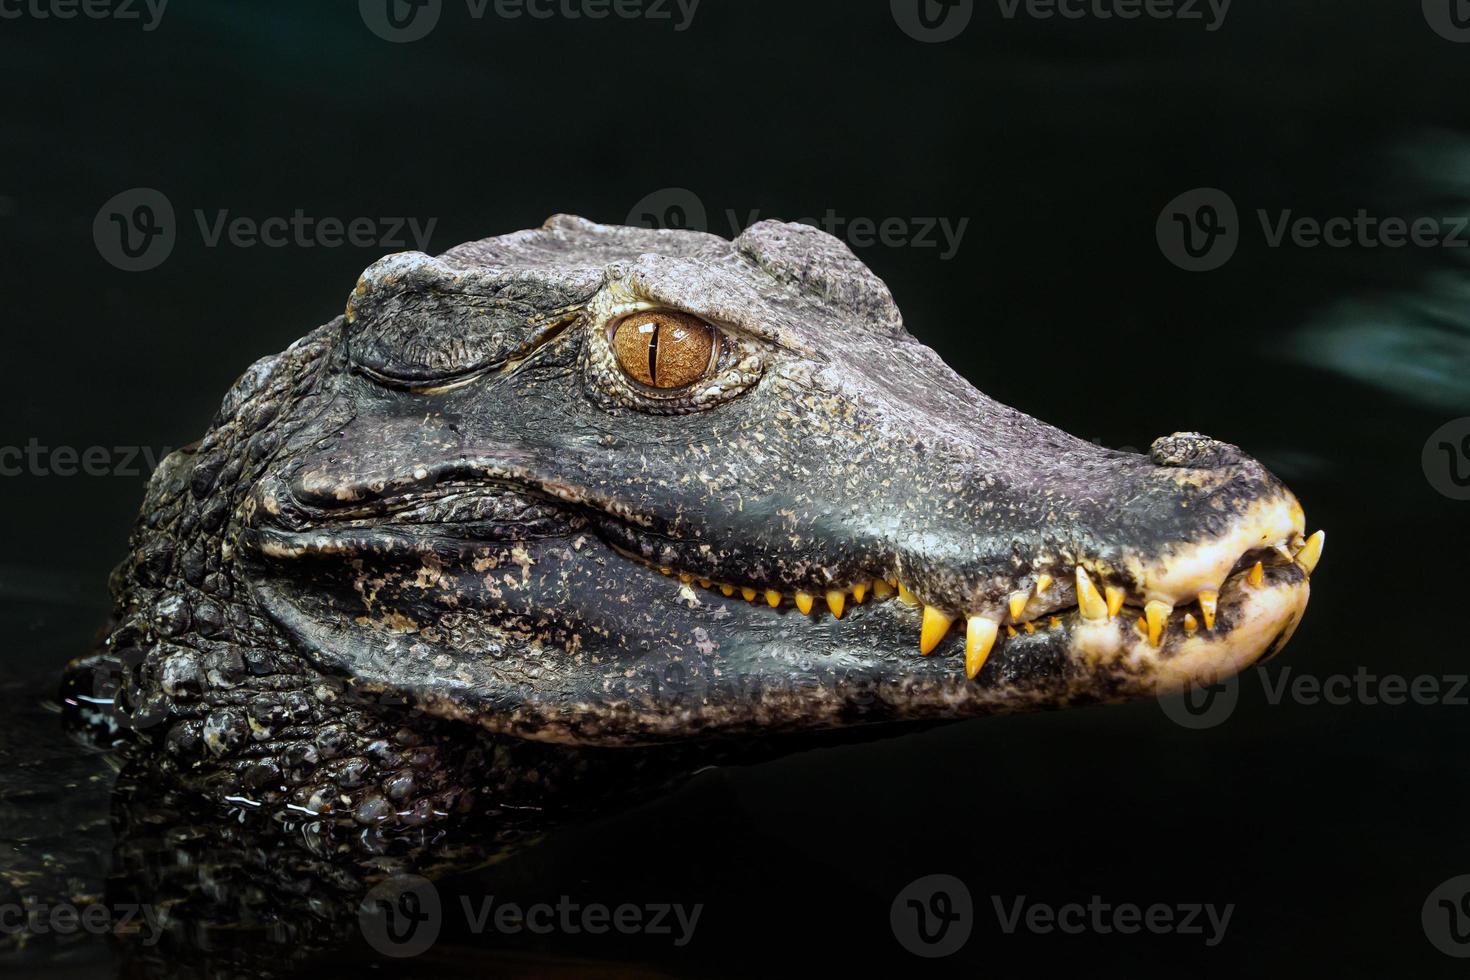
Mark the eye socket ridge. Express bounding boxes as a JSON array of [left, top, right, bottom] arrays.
[[608, 310, 719, 392]]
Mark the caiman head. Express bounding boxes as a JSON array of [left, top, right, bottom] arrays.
[[174, 215, 1321, 745]]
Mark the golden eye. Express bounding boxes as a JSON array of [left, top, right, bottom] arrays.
[[610, 311, 717, 390]]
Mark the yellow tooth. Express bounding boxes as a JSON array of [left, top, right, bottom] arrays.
[[1008, 591, 1029, 621], [1075, 567, 1108, 621], [825, 590, 845, 618], [795, 592, 815, 615], [1248, 561, 1265, 587], [741, 587, 758, 602], [897, 583, 920, 607], [1144, 600, 1171, 648], [765, 590, 782, 608], [1035, 573, 1053, 594], [659, 567, 672, 576], [699, 578, 712, 589], [1104, 585, 1126, 620], [964, 615, 999, 678], [679, 573, 694, 584], [852, 583, 867, 603], [1049, 616, 1062, 629], [720, 584, 735, 597], [1197, 590, 1218, 630], [1295, 530, 1325, 575], [871, 579, 894, 599], [1183, 612, 1198, 633], [1005, 624, 1017, 638], [1023, 621, 1036, 635], [1135, 616, 1147, 636], [919, 606, 954, 655]]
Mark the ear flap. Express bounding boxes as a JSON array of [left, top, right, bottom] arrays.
[[734, 220, 904, 334]]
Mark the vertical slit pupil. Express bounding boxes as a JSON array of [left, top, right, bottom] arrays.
[[647, 322, 660, 385]]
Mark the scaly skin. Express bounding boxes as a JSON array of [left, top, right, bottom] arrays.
[[65, 215, 1322, 850]]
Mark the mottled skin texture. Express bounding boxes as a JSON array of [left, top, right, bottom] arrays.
[[65, 215, 1314, 853]]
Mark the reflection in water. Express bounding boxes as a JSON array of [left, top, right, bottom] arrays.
[[1285, 133, 1470, 415]]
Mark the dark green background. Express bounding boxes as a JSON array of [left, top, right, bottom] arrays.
[[2, 0, 1469, 975]]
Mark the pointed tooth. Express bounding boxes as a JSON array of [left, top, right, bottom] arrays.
[[825, 590, 845, 618], [1247, 561, 1265, 587], [1104, 585, 1126, 620], [1183, 612, 1198, 633], [1075, 567, 1108, 621], [1023, 621, 1036, 635], [678, 573, 694, 584], [1049, 616, 1062, 629], [1034, 573, 1053, 594], [659, 567, 672, 576], [1008, 591, 1029, 621], [852, 583, 867, 603], [795, 592, 815, 615], [741, 587, 758, 602], [765, 590, 782, 608], [871, 579, 894, 599], [1144, 600, 1171, 648], [1005, 624, 1017, 638], [897, 583, 920, 607], [699, 578, 712, 589], [1295, 530, 1324, 575], [1197, 591, 1218, 630], [919, 606, 955, 655], [719, 583, 735, 597], [964, 615, 999, 678], [1135, 616, 1147, 636]]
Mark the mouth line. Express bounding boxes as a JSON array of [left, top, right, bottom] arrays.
[[254, 480, 1323, 681]]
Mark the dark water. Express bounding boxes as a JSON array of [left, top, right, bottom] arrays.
[[4, 0, 1470, 976]]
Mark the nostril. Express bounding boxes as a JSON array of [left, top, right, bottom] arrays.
[[1149, 432, 1243, 469]]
